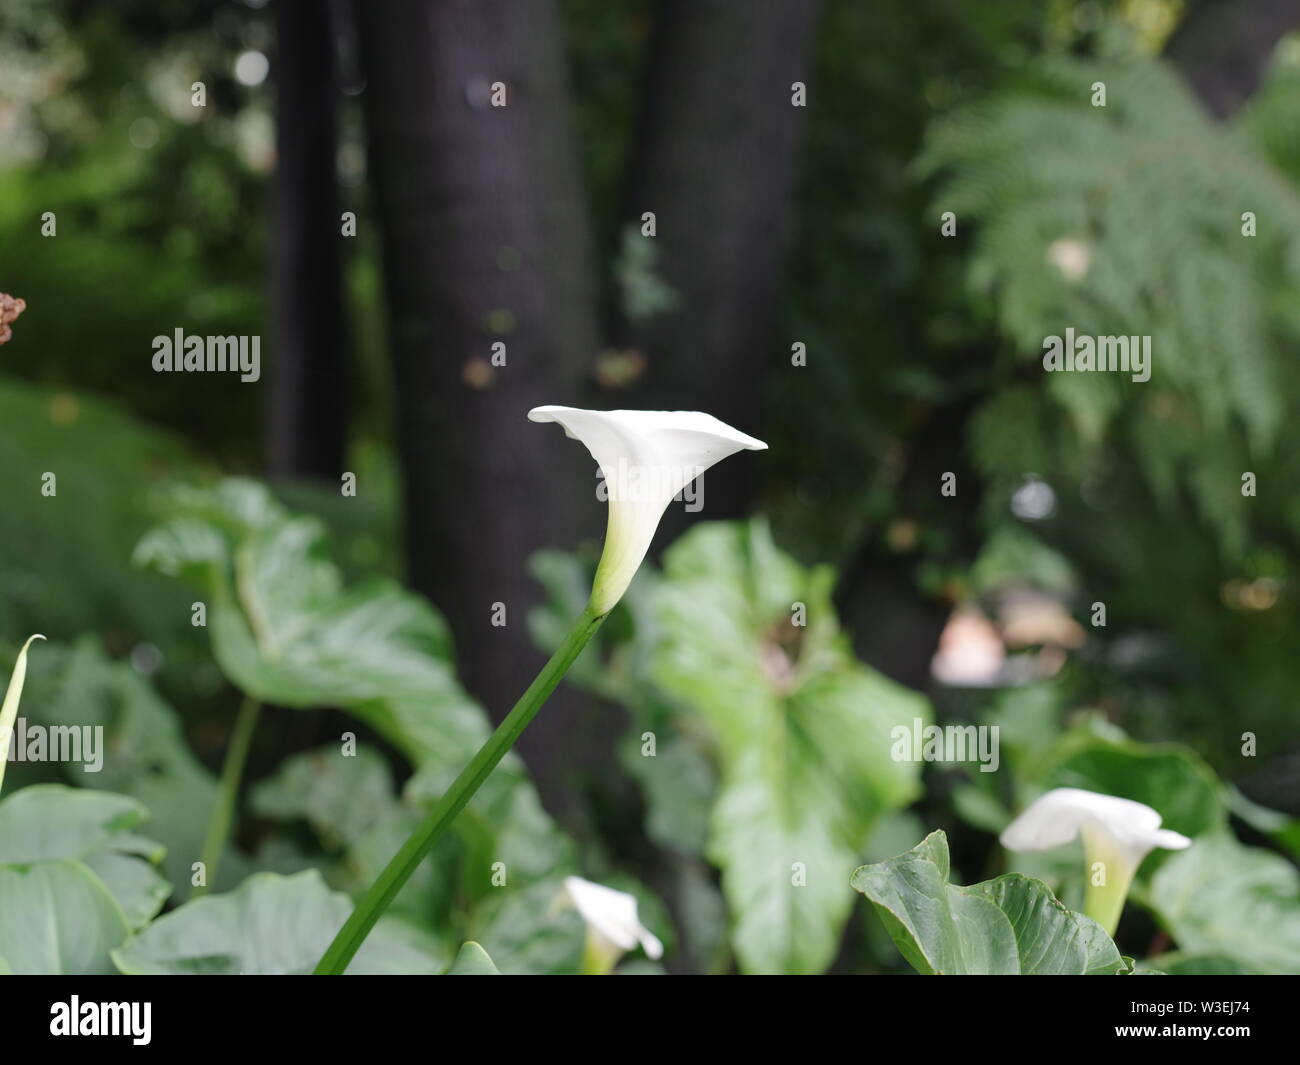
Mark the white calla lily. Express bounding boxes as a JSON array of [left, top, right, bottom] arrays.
[[528, 406, 767, 614], [562, 875, 664, 974], [1000, 787, 1191, 935], [321, 408, 764, 973]]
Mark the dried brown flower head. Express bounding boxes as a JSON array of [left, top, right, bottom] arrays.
[[0, 293, 26, 345]]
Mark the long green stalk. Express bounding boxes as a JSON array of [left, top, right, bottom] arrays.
[[193, 695, 261, 898], [315, 605, 606, 975]]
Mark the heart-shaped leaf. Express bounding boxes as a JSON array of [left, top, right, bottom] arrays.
[[0, 859, 131, 974], [112, 870, 445, 975], [649, 521, 929, 974], [852, 830, 1124, 975], [1147, 829, 1300, 974], [0, 785, 168, 931]]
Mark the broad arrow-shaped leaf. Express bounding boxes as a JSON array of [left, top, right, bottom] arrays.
[[650, 521, 928, 974], [852, 830, 1125, 974]]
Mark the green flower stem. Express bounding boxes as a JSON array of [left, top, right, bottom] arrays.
[[315, 604, 607, 975], [193, 695, 262, 899]]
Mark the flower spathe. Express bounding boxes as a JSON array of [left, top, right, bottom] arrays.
[[562, 875, 664, 974], [1000, 787, 1191, 935], [0, 634, 44, 794], [528, 406, 767, 614]]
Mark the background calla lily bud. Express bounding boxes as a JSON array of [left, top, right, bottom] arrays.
[[1000, 786, 1191, 935], [561, 875, 664, 974], [0, 634, 45, 793], [528, 406, 767, 614]]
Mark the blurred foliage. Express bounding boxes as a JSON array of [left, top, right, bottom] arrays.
[[532, 519, 931, 973], [0, 0, 1297, 975]]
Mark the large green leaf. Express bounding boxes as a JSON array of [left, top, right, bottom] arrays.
[[250, 744, 396, 851], [0, 785, 161, 864], [852, 830, 1125, 975], [0, 859, 131, 974], [137, 479, 574, 890], [1041, 734, 1223, 839], [27, 638, 245, 895], [1147, 829, 1300, 974], [112, 870, 445, 975], [649, 521, 928, 974], [0, 784, 169, 931], [135, 481, 470, 763]]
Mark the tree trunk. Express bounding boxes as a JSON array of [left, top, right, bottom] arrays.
[[269, 0, 348, 479], [610, 0, 821, 535], [350, 0, 603, 801], [1164, 0, 1300, 118]]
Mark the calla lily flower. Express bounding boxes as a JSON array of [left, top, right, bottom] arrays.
[[0, 634, 44, 794], [561, 875, 664, 974], [1000, 787, 1191, 935], [320, 409, 764, 974], [528, 406, 767, 614]]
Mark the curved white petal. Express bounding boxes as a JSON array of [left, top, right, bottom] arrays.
[[1150, 827, 1192, 850], [563, 875, 664, 961], [529, 406, 767, 613], [1000, 786, 1189, 863]]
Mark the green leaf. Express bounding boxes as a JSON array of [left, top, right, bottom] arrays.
[[112, 870, 445, 975], [28, 638, 242, 895], [650, 520, 928, 974], [81, 852, 171, 932], [1042, 735, 1223, 839], [1147, 829, 1300, 974], [470, 878, 585, 976], [136, 482, 469, 763], [446, 941, 500, 975], [138, 479, 575, 892], [0, 785, 162, 864], [250, 744, 396, 850], [0, 859, 131, 974], [0, 784, 169, 929], [852, 830, 1124, 975]]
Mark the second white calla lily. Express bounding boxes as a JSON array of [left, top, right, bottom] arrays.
[[528, 406, 767, 614], [1000, 787, 1191, 935], [561, 875, 664, 974]]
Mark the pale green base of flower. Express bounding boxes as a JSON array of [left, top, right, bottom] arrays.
[[1082, 827, 1137, 936], [580, 932, 621, 976]]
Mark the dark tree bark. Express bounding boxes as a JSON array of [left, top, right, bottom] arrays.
[[350, 0, 603, 799], [611, 0, 821, 535], [269, 0, 348, 479], [1164, 0, 1300, 118]]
